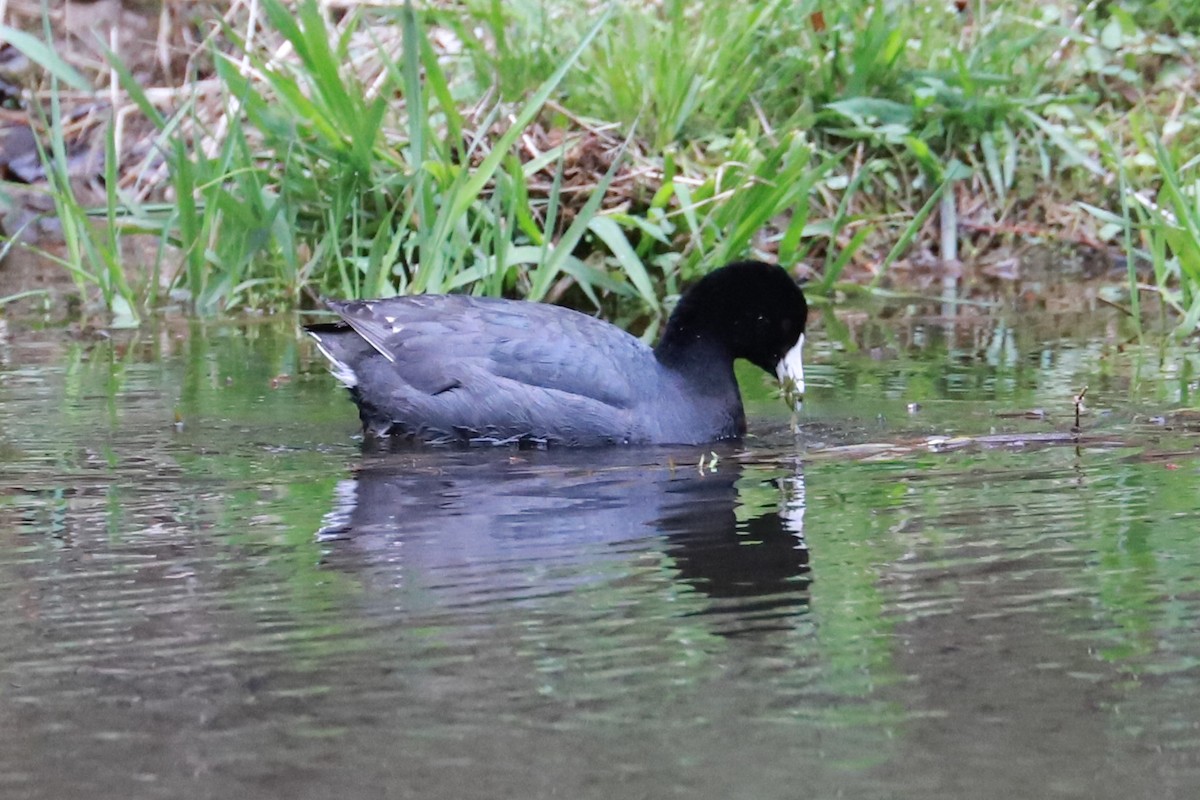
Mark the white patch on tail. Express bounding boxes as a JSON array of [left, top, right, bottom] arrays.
[[308, 332, 359, 388]]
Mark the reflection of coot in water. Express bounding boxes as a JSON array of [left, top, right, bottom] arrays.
[[318, 449, 810, 634], [658, 472, 810, 635]]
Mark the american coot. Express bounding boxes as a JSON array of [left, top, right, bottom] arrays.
[[305, 259, 807, 446]]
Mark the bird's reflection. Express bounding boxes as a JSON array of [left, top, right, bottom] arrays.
[[318, 447, 810, 634], [659, 470, 809, 635]]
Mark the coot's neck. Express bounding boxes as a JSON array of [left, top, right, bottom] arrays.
[[654, 331, 739, 397]]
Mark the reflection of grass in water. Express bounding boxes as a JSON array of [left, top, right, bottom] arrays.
[[812, 439, 1200, 746], [5, 321, 371, 665], [801, 460, 907, 698], [1087, 452, 1200, 669], [730, 462, 906, 768], [732, 466, 791, 524], [164, 324, 370, 649]]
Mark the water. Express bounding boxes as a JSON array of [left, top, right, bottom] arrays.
[[1, 308, 1199, 799]]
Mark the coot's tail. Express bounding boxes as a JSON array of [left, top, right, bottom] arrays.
[[305, 321, 370, 389]]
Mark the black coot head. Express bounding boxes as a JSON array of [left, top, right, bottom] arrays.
[[659, 260, 807, 374]]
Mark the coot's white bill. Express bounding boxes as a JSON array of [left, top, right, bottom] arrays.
[[776, 333, 805, 410]]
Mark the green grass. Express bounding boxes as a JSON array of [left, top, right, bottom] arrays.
[[92, 0, 846, 324], [0, 0, 1198, 337], [1083, 124, 1200, 338], [1114, 138, 1200, 336]]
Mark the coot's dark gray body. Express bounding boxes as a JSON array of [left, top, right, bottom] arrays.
[[306, 260, 807, 447]]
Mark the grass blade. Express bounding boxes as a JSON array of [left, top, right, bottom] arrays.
[[0, 25, 92, 90]]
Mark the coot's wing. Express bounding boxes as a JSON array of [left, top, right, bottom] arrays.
[[327, 295, 647, 409]]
